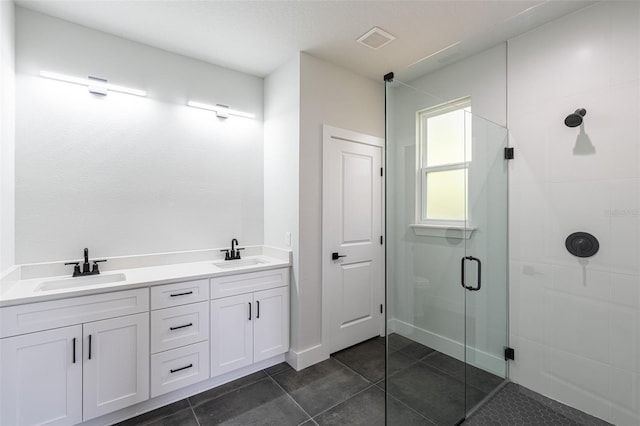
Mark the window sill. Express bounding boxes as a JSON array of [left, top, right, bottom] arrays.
[[409, 223, 476, 239]]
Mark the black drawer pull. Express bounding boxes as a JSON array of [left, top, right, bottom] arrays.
[[72, 338, 76, 364], [170, 291, 193, 297], [88, 334, 92, 360], [256, 300, 260, 319], [169, 323, 193, 331], [170, 364, 193, 373]]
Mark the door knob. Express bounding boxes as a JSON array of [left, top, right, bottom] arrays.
[[332, 252, 347, 260]]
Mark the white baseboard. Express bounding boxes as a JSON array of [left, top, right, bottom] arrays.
[[388, 318, 505, 377], [286, 344, 328, 371]]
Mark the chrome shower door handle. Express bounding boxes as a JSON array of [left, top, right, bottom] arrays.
[[461, 256, 482, 291]]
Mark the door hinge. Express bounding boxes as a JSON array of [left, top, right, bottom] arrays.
[[380, 235, 383, 245], [380, 304, 383, 314], [504, 346, 515, 361], [380, 167, 384, 177], [504, 147, 514, 160]]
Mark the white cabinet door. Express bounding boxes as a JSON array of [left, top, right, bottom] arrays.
[[253, 287, 289, 363], [210, 293, 253, 376], [82, 313, 149, 421], [0, 325, 82, 426]]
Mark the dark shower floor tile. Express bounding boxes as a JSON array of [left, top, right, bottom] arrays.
[[272, 357, 370, 417], [332, 337, 416, 382], [396, 341, 435, 360], [464, 383, 612, 426], [315, 385, 432, 426], [387, 361, 485, 425], [192, 377, 310, 425], [421, 351, 503, 395], [387, 333, 416, 351]]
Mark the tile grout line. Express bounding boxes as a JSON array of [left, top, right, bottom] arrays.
[[308, 383, 379, 421], [188, 372, 269, 409], [186, 396, 202, 426], [267, 374, 316, 425], [329, 344, 437, 421], [330, 354, 379, 385], [417, 356, 500, 396], [385, 387, 437, 426], [116, 400, 191, 426]]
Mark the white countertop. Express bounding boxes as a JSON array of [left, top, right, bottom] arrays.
[[0, 248, 291, 307]]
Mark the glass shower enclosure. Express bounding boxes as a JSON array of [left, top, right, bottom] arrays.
[[385, 79, 509, 425]]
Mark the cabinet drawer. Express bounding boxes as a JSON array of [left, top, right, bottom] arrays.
[[0, 289, 149, 338], [150, 279, 208, 309], [151, 301, 209, 353], [210, 268, 289, 299], [150, 341, 209, 398]]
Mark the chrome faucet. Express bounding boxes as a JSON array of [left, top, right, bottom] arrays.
[[220, 239, 244, 261], [65, 248, 107, 277]]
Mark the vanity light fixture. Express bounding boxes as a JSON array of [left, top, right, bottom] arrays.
[[40, 71, 147, 97], [187, 100, 255, 119]]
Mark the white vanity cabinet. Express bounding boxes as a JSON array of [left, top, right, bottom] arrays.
[[82, 313, 149, 420], [0, 289, 149, 426], [149, 279, 210, 398], [210, 268, 289, 376], [0, 325, 83, 426]]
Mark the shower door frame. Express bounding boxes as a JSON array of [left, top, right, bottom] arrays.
[[384, 77, 510, 425]]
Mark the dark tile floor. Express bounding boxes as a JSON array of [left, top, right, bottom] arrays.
[[114, 335, 605, 426]]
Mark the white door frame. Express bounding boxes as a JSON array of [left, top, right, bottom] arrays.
[[321, 125, 385, 359]]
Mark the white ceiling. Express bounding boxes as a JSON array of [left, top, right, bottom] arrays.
[[15, 0, 594, 82]]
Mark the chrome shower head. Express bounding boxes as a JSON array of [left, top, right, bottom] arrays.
[[564, 108, 586, 128]]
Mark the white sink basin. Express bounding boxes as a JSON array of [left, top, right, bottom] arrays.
[[37, 273, 127, 292], [213, 259, 267, 269]]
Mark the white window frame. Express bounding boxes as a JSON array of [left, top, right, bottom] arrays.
[[415, 97, 472, 228]]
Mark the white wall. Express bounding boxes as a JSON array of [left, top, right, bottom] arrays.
[[508, 3, 640, 424], [15, 8, 264, 264], [298, 53, 385, 353], [263, 52, 383, 367], [0, 0, 15, 274], [264, 53, 300, 355], [387, 44, 508, 373]]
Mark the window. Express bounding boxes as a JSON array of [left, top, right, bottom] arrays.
[[417, 97, 471, 225]]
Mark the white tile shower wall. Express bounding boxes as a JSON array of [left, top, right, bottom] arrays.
[[508, 2, 640, 423]]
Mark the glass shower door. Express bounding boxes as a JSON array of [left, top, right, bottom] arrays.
[[385, 79, 508, 425], [462, 111, 509, 413]]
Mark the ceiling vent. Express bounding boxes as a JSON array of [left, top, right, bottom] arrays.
[[357, 27, 396, 50]]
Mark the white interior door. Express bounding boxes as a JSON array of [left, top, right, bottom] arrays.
[[322, 125, 384, 354]]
